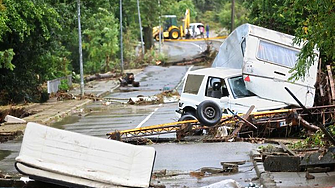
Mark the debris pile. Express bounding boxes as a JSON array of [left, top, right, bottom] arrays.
[[119, 73, 140, 87], [254, 142, 335, 175]]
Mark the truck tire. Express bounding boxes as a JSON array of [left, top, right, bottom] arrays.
[[154, 34, 161, 41], [169, 29, 180, 39], [178, 114, 197, 122], [196, 100, 221, 126]]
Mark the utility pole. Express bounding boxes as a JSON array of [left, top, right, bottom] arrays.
[[137, 0, 144, 55], [120, 0, 124, 75], [231, 0, 235, 33], [77, 0, 84, 97], [158, 0, 162, 54]]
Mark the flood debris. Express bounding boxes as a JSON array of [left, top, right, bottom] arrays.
[[200, 179, 241, 188], [257, 140, 335, 174], [85, 72, 117, 82], [16, 122, 156, 188], [127, 89, 180, 105], [0, 107, 30, 124], [0, 131, 23, 143], [4, 115, 26, 124], [119, 72, 140, 87], [128, 96, 160, 105]]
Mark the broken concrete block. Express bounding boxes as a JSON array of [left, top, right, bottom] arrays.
[[264, 155, 301, 172], [300, 151, 335, 167], [221, 163, 238, 173], [200, 167, 223, 174], [4, 115, 26, 124], [220, 160, 246, 166]]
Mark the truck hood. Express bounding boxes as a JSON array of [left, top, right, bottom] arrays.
[[232, 96, 288, 111]]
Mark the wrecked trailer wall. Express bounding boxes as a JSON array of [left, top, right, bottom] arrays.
[[212, 23, 319, 107]]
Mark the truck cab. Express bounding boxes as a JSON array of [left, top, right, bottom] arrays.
[[177, 67, 288, 125]]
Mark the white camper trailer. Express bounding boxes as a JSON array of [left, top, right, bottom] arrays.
[[212, 23, 319, 107]]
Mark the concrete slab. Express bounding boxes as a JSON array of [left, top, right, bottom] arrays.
[[4, 115, 26, 124], [273, 171, 335, 187]]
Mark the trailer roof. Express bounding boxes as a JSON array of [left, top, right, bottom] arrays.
[[188, 67, 241, 78]]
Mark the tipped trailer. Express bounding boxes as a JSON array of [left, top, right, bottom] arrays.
[[212, 23, 319, 108]]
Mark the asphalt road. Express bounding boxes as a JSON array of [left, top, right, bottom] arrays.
[[162, 39, 223, 63], [0, 40, 261, 187], [54, 65, 259, 187]]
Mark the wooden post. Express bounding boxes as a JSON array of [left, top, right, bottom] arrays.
[[326, 65, 335, 104]]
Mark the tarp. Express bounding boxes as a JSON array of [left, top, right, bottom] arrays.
[[15, 122, 156, 188]]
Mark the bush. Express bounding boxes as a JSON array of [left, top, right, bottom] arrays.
[[58, 80, 69, 92]]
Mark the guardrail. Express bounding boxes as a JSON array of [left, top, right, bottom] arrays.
[[47, 75, 72, 94], [163, 36, 227, 42]]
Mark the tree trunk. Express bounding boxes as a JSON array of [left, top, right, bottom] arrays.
[[143, 26, 153, 51]]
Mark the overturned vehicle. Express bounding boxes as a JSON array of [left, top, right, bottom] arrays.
[[177, 23, 319, 126]]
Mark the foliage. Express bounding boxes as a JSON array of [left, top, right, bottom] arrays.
[[0, 49, 15, 70], [58, 79, 69, 92], [168, 0, 197, 22], [218, 1, 249, 31], [246, 0, 298, 35], [290, 0, 335, 79], [83, 8, 119, 74], [289, 125, 335, 149], [142, 48, 167, 65], [0, 0, 66, 104]]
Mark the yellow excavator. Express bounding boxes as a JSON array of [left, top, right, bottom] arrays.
[[152, 9, 190, 40]]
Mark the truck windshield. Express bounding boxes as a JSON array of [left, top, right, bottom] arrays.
[[228, 76, 255, 98], [183, 74, 204, 95]]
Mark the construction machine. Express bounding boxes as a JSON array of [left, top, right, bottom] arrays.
[[153, 9, 190, 40]]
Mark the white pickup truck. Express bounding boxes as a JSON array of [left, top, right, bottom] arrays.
[[176, 67, 288, 126]]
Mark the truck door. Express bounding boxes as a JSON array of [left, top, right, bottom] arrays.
[[204, 77, 230, 113]]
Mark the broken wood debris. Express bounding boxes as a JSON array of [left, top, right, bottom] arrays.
[[108, 105, 335, 144], [85, 72, 117, 82]]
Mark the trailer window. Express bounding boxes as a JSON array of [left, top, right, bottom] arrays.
[[257, 40, 299, 68], [183, 74, 204, 95], [228, 76, 255, 98]]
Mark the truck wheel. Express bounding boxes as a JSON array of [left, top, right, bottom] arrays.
[[178, 114, 196, 122], [154, 34, 160, 41], [169, 29, 180, 39], [196, 100, 221, 126]]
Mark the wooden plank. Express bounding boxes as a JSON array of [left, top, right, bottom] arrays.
[[326, 65, 335, 102], [326, 76, 332, 105], [279, 141, 297, 156], [229, 105, 255, 138]]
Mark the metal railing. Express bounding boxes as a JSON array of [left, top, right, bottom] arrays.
[[47, 75, 72, 94]]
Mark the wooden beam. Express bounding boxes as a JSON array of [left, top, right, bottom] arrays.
[[326, 65, 335, 102]]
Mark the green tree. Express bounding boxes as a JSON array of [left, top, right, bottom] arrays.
[[218, 1, 249, 31], [246, 0, 298, 35], [83, 8, 119, 73], [291, 0, 335, 78], [0, 0, 64, 104]]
